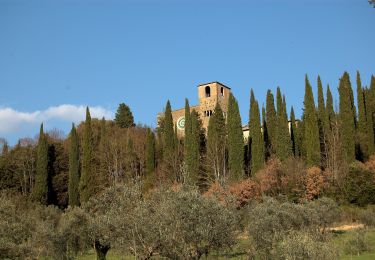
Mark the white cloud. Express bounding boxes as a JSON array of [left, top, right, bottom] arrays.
[[0, 105, 114, 134]]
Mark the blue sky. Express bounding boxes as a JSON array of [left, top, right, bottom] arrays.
[[0, 0, 374, 144]]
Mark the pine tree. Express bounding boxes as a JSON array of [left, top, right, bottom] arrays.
[[68, 123, 80, 207], [303, 75, 321, 167], [275, 87, 291, 161], [207, 103, 227, 182], [338, 72, 356, 163], [250, 99, 264, 174], [227, 93, 244, 181], [356, 71, 369, 160], [145, 129, 156, 176], [115, 102, 135, 128], [79, 107, 95, 203], [266, 90, 277, 155], [317, 76, 328, 166], [32, 123, 49, 204]]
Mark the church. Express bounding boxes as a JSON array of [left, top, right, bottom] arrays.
[[157, 81, 250, 140]]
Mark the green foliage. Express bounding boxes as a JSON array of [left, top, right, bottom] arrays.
[[275, 87, 292, 161], [265, 89, 277, 155], [343, 163, 375, 206], [227, 93, 244, 181], [68, 124, 80, 207], [79, 107, 95, 204], [303, 75, 321, 167], [114, 102, 135, 128], [184, 98, 199, 184], [317, 76, 328, 166], [145, 128, 156, 176], [339, 72, 357, 163], [207, 103, 227, 182], [290, 107, 299, 157], [246, 197, 339, 259], [189, 110, 204, 186], [357, 71, 369, 160], [366, 76, 375, 156], [249, 95, 264, 175], [32, 123, 50, 204]]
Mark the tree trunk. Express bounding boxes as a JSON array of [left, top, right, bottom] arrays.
[[95, 241, 110, 260]]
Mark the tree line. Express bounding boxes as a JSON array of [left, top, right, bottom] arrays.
[[1, 71, 375, 208]]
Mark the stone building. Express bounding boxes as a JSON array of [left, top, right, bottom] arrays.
[[158, 81, 250, 139]]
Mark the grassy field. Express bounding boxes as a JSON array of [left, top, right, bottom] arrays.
[[77, 228, 375, 260]]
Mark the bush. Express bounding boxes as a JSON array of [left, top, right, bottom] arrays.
[[359, 206, 375, 228], [343, 162, 375, 206], [148, 187, 239, 259], [276, 230, 338, 260], [344, 229, 370, 256]]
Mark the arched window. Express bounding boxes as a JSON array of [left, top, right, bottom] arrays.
[[220, 87, 224, 97], [205, 86, 211, 97]]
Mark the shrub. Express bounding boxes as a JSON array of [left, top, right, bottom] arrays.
[[343, 162, 375, 206], [276, 230, 338, 260], [305, 167, 326, 200], [344, 229, 370, 256]]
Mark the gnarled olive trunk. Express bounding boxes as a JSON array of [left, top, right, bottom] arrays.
[[95, 240, 110, 260]]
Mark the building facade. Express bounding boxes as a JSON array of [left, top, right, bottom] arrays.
[[158, 81, 250, 139]]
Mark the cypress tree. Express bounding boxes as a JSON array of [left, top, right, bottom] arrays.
[[115, 102, 135, 128], [338, 72, 356, 163], [262, 105, 270, 160], [290, 106, 298, 157], [190, 110, 203, 185], [163, 100, 175, 158], [184, 99, 193, 177], [275, 87, 291, 161], [326, 85, 335, 129], [79, 107, 95, 203], [266, 90, 277, 154], [145, 129, 156, 176], [207, 103, 226, 182], [250, 99, 264, 174], [317, 76, 328, 166], [303, 75, 321, 166], [227, 93, 244, 181], [68, 123, 80, 207], [366, 75, 375, 155], [356, 71, 369, 160], [32, 123, 49, 204]]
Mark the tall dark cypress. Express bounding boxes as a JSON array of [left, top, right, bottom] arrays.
[[68, 123, 80, 206], [317, 76, 328, 166], [207, 103, 227, 182], [250, 99, 264, 174], [190, 110, 203, 185], [145, 129, 156, 175], [32, 123, 49, 204], [356, 71, 369, 160], [227, 93, 244, 181], [79, 107, 95, 203], [275, 87, 291, 161], [365, 75, 375, 155], [303, 75, 321, 167], [326, 85, 335, 129], [290, 106, 298, 157], [338, 72, 356, 163], [163, 101, 175, 158], [262, 105, 270, 160], [266, 90, 277, 155], [183, 99, 193, 177]]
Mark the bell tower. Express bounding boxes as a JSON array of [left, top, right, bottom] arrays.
[[197, 82, 231, 129]]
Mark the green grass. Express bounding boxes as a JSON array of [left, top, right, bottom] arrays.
[[333, 228, 375, 260]]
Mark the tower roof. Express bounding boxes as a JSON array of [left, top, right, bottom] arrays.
[[197, 81, 231, 90]]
